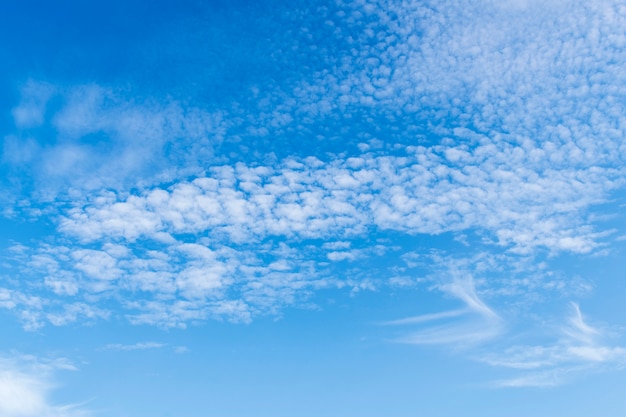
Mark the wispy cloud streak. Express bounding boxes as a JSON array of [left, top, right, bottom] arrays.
[[390, 261, 503, 348], [484, 303, 626, 387], [379, 309, 467, 326], [100, 342, 166, 351]]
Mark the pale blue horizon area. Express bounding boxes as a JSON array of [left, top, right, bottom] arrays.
[[1, 0, 626, 416]]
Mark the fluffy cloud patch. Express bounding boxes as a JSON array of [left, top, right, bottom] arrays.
[[60, 141, 618, 255], [0, 355, 87, 417]]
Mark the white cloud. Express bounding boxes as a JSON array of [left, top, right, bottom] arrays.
[[3, 124, 619, 329], [45, 303, 110, 327], [0, 281, 109, 330], [1, 0, 625, 369], [484, 303, 626, 387], [440, 274, 498, 320], [101, 342, 166, 351], [72, 249, 122, 281], [389, 259, 503, 348], [0, 354, 88, 417], [373, 252, 626, 386], [379, 309, 468, 326], [58, 142, 617, 256]]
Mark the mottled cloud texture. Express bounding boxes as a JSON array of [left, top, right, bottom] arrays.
[[2, 0, 626, 387]]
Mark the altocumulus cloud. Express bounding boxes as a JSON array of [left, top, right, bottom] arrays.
[[1, 0, 626, 389]]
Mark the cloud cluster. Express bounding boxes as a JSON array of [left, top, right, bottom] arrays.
[[9, 129, 610, 329], [60, 140, 618, 254], [3, 86, 624, 330], [1, 0, 626, 389], [3, 240, 329, 328], [291, 0, 626, 146]]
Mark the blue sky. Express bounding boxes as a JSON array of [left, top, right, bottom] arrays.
[[1, 0, 626, 415]]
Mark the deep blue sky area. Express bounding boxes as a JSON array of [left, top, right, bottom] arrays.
[[1, 1, 626, 416]]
